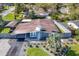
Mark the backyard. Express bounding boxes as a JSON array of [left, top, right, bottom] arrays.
[[2, 13, 23, 21], [2, 13, 14, 21], [26, 48, 49, 56], [66, 44, 79, 56]]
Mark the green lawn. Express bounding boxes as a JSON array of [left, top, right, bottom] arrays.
[[3, 6, 9, 10], [66, 44, 79, 56], [2, 13, 14, 21], [26, 48, 49, 56], [1, 28, 10, 33], [2, 13, 23, 21]]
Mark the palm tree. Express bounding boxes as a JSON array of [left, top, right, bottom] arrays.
[[47, 34, 55, 48], [47, 33, 62, 54]]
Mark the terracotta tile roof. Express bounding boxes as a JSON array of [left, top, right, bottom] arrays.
[[13, 19, 59, 34]]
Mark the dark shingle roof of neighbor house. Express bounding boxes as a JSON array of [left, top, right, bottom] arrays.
[[13, 19, 59, 34]]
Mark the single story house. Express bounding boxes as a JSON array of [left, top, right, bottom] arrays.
[[13, 19, 59, 41]]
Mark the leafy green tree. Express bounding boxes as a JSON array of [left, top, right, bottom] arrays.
[[74, 29, 79, 41], [74, 35, 79, 41], [29, 10, 36, 19], [61, 17, 69, 22], [75, 29, 79, 35], [0, 15, 4, 26], [14, 3, 25, 20], [51, 13, 59, 20]]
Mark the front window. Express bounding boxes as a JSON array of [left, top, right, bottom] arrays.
[[30, 32, 36, 37]]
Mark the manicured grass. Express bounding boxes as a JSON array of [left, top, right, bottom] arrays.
[[66, 44, 79, 56], [1, 28, 10, 33], [26, 48, 49, 56], [2, 13, 14, 21]]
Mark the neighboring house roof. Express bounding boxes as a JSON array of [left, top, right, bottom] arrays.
[[0, 39, 11, 56], [13, 19, 59, 34], [21, 19, 32, 23], [5, 20, 18, 27], [53, 20, 71, 33]]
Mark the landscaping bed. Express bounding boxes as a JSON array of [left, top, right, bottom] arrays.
[[2, 13, 14, 21]]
